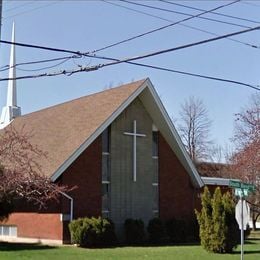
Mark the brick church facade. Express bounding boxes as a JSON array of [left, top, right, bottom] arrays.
[[1, 79, 209, 244]]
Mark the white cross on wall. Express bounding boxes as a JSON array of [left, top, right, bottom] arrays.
[[124, 120, 146, 182]]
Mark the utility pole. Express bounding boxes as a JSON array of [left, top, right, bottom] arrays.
[[0, 0, 2, 40]]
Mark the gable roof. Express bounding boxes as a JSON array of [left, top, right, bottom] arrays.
[[4, 78, 203, 187]]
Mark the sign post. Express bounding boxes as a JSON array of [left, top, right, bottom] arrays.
[[229, 180, 255, 260]]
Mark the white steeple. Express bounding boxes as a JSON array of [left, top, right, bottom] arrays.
[[0, 22, 21, 129]]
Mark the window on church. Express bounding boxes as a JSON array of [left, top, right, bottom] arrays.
[[102, 127, 110, 154], [152, 131, 158, 157], [102, 183, 110, 217], [152, 183, 159, 213], [102, 127, 111, 182], [152, 129, 159, 183], [0, 225, 17, 237]]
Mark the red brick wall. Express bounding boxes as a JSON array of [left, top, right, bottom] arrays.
[[60, 136, 102, 219], [1, 213, 62, 240], [159, 133, 197, 221], [0, 136, 102, 243]]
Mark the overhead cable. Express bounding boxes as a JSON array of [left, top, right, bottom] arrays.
[[160, 0, 260, 25], [103, 0, 259, 50], [120, 0, 251, 29], [0, 56, 259, 91], [97, 0, 245, 53], [0, 55, 80, 72]]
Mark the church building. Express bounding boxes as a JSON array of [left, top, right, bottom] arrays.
[[0, 25, 224, 244]]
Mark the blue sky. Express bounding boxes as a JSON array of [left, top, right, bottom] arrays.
[[0, 0, 259, 152]]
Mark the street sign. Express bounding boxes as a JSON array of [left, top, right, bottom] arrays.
[[235, 200, 250, 230], [241, 183, 256, 192], [229, 180, 254, 260], [229, 180, 241, 188], [229, 180, 256, 198]]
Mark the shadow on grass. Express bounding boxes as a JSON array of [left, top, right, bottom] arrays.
[[0, 242, 56, 251], [232, 250, 260, 255]]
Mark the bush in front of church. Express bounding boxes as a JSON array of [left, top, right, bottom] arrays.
[[69, 217, 116, 247], [124, 218, 145, 244], [195, 187, 240, 253], [147, 217, 165, 243], [165, 218, 187, 243]]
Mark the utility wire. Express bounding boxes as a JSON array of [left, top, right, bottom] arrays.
[[95, 25, 260, 66], [1, 24, 259, 62], [103, 0, 259, 50], [0, 39, 81, 55], [0, 26, 260, 91], [95, 0, 242, 53], [4, 2, 33, 13], [0, 25, 260, 71], [160, 0, 260, 25], [120, 0, 251, 29], [241, 2, 260, 8], [0, 55, 81, 72], [0, 55, 259, 91], [16, 57, 72, 72], [0, 1, 255, 58], [3, 1, 61, 20]]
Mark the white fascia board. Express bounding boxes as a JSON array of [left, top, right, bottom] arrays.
[[202, 177, 240, 186], [51, 80, 148, 182], [143, 80, 204, 188]]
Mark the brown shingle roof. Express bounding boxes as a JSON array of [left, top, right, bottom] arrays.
[[5, 79, 147, 178]]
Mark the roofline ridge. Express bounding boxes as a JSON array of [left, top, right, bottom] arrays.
[[13, 78, 147, 121]]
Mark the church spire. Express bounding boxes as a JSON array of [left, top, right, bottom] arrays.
[[0, 22, 21, 129]]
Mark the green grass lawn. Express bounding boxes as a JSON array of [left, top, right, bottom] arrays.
[[0, 239, 259, 260]]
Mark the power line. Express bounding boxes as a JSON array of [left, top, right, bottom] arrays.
[[4, 2, 33, 13], [1, 23, 259, 63], [0, 55, 81, 72], [120, 0, 251, 29], [96, 25, 260, 66], [3, 1, 62, 20], [87, 0, 247, 53], [16, 57, 72, 72], [160, 0, 260, 25], [1, 24, 259, 71], [0, 26, 259, 91], [0, 55, 259, 91], [241, 2, 260, 8], [0, 39, 81, 55], [103, 0, 259, 50]]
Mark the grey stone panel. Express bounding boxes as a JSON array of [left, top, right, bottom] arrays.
[[110, 98, 156, 237]]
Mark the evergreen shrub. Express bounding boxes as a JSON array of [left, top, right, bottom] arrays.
[[147, 217, 165, 243], [124, 218, 145, 244], [195, 187, 240, 253], [68, 217, 116, 247], [165, 218, 187, 243]]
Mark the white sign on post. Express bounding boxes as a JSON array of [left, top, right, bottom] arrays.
[[235, 199, 250, 230]]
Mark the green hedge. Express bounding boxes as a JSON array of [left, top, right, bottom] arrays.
[[165, 218, 187, 243], [124, 219, 145, 244], [68, 217, 116, 247], [147, 217, 165, 243]]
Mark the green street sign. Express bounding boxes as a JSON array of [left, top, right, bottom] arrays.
[[241, 183, 256, 191], [229, 180, 241, 188], [230, 180, 256, 198]]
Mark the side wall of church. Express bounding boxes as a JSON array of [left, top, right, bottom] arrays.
[[60, 136, 102, 219], [159, 133, 197, 221]]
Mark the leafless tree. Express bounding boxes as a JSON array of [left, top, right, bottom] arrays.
[[178, 96, 212, 162], [0, 126, 70, 221], [229, 92, 260, 230]]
